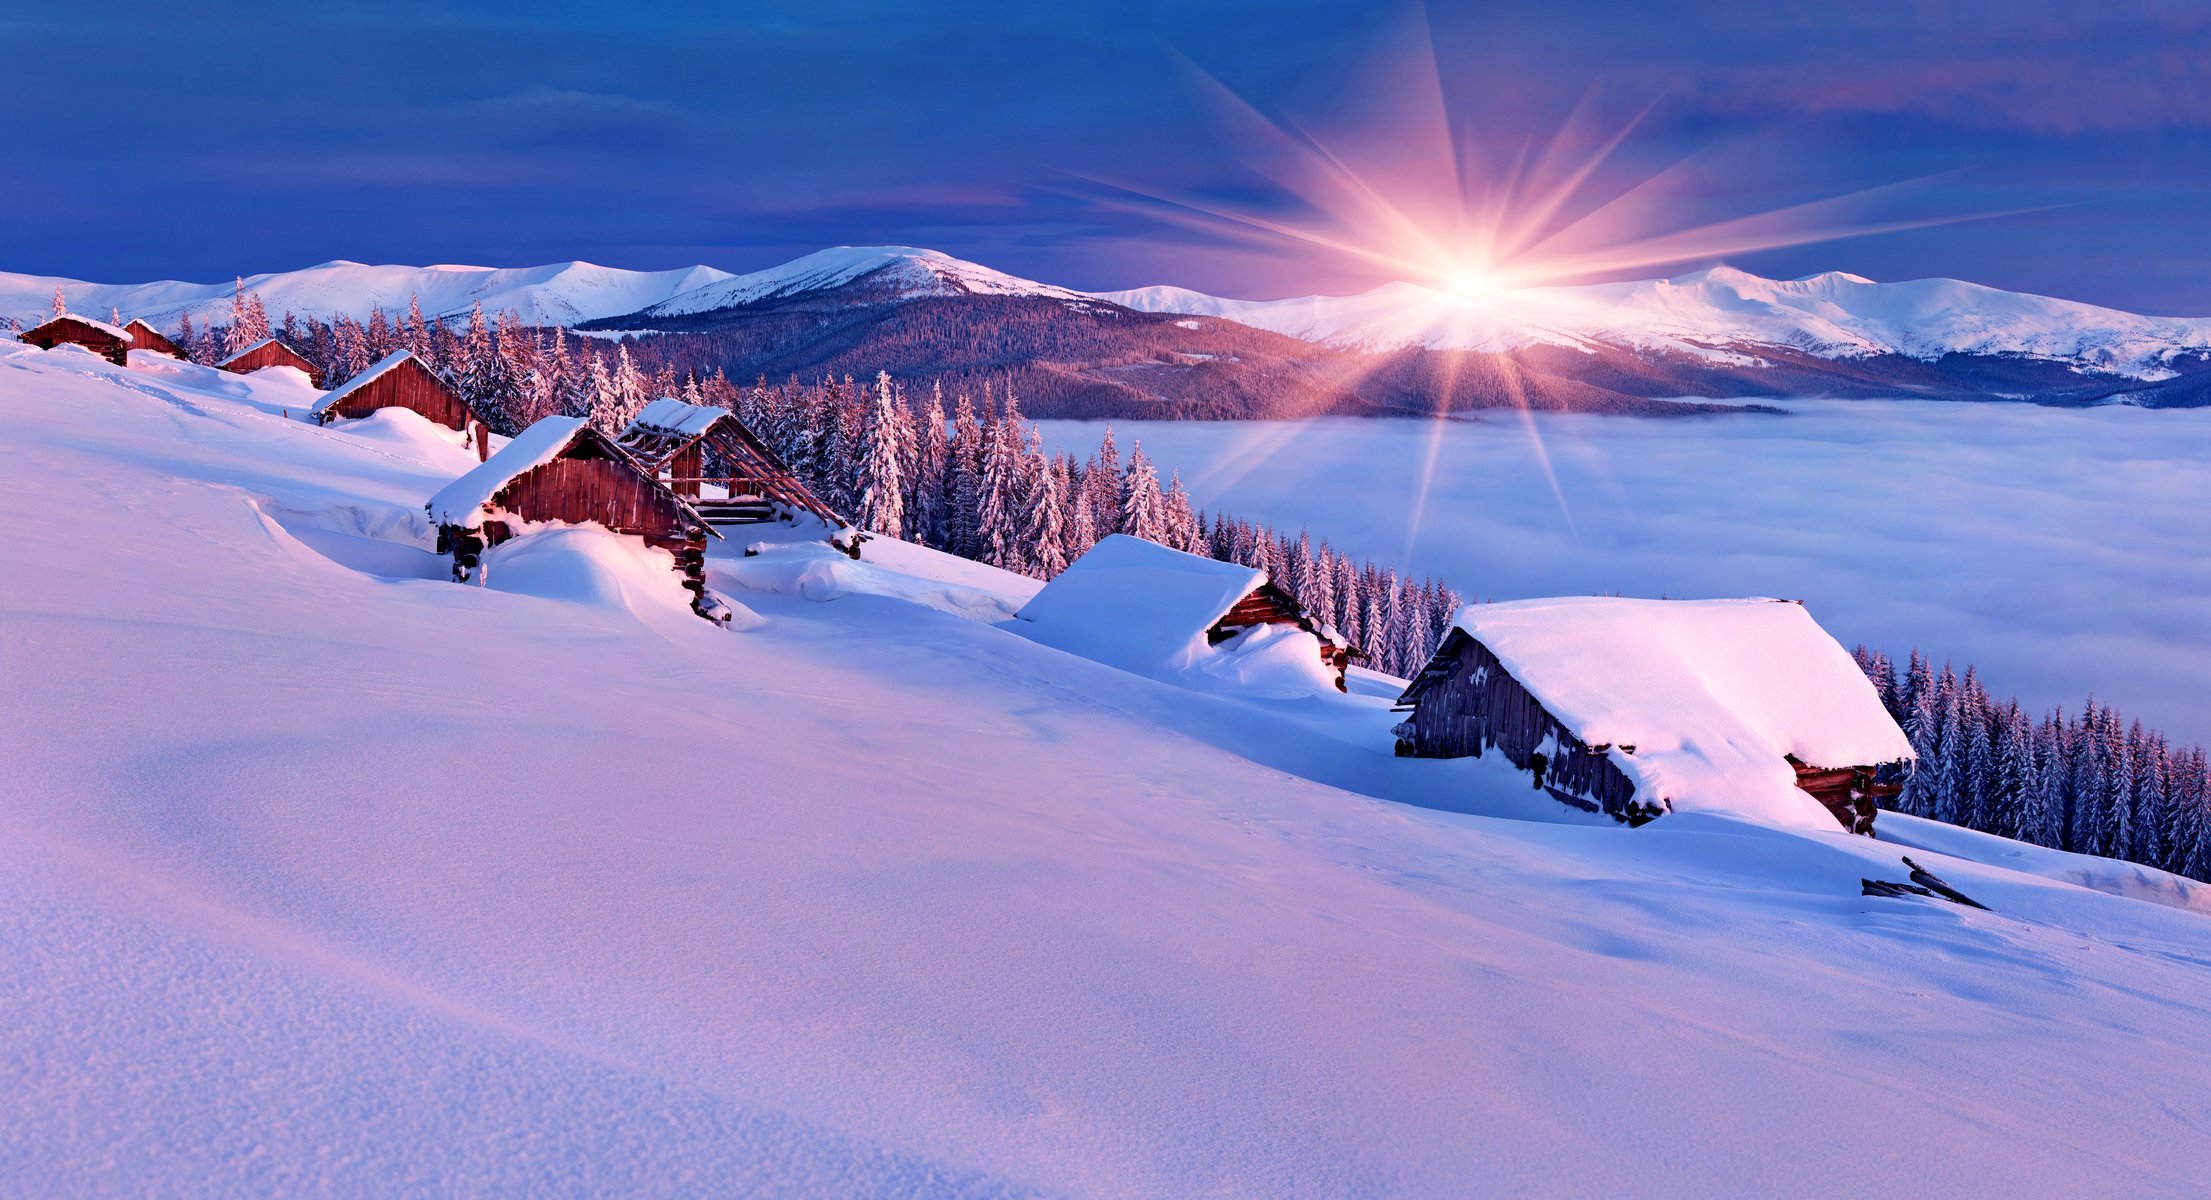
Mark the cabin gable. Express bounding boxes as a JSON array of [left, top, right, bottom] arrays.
[[220, 339, 323, 387], [316, 354, 479, 435], [123, 319, 186, 359]]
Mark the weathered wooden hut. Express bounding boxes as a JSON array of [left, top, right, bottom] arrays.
[[1392, 597, 1910, 833], [614, 397, 844, 528], [19, 314, 132, 365], [122, 318, 187, 359], [310, 350, 486, 457], [1015, 533, 1357, 690], [425, 416, 725, 620], [218, 337, 322, 387]]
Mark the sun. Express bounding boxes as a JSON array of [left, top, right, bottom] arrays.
[[1434, 263, 1506, 307]]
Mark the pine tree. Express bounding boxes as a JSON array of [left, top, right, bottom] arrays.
[[1022, 433, 1070, 579], [946, 391, 984, 558], [404, 295, 430, 357], [976, 402, 1025, 572], [909, 383, 950, 549], [582, 352, 624, 434], [52, 286, 66, 319], [1120, 443, 1168, 544], [857, 371, 908, 538]]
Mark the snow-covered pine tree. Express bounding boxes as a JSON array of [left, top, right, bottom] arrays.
[[946, 391, 985, 558], [908, 383, 950, 549], [1022, 432, 1070, 579], [611, 343, 648, 433], [404, 295, 430, 357], [175, 312, 197, 361], [1989, 704, 2033, 840], [52, 286, 66, 318], [976, 403, 1026, 572], [1120, 444, 1168, 544], [2070, 701, 2107, 853], [582, 351, 623, 434], [1305, 544, 1339, 633], [857, 371, 909, 539]]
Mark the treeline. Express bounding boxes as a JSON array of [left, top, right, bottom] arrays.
[[1855, 648, 2211, 882], [720, 371, 1468, 677]]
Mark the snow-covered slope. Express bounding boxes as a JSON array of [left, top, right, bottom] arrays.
[[1099, 266, 2211, 379], [0, 260, 734, 329], [640, 245, 1088, 316], [7, 338, 2211, 1195]]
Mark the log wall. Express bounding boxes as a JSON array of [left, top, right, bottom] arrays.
[[320, 358, 475, 431], [223, 341, 323, 386], [23, 319, 130, 366], [1402, 631, 1648, 823]]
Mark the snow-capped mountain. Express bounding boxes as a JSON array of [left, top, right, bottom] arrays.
[[1099, 267, 2211, 382], [636, 245, 1089, 317], [0, 260, 735, 330]]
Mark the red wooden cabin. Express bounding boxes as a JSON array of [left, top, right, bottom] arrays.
[[426, 416, 724, 620], [310, 350, 486, 458], [19, 314, 132, 365], [123, 318, 187, 359], [218, 338, 323, 387]]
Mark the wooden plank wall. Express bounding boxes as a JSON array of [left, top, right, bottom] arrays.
[[325, 360, 474, 431], [225, 342, 323, 386], [493, 456, 692, 546], [27, 321, 130, 365], [1407, 635, 1645, 822]]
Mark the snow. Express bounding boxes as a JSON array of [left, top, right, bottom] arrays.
[[641, 246, 1088, 316], [1445, 597, 1911, 830], [308, 349, 428, 418], [425, 415, 590, 528], [7, 341, 2211, 1195], [1099, 265, 2211, 377], [481, 525, 731, 629], [1040, 406, 2211, 744], [0, 260, 737, 330], [627, 395, 727, 438], [1013, 534, 1270, 677], [715, 536, 1035, 624]]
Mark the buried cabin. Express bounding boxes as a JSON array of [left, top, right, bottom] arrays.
[[19, 314, 133, 365], [1392, 597, 1910, 834], [1015, 533, 1358, 690], [123, 318, 187, 360], [218, 337, 322, 387], [425, 415, 725, 621], [310, 350, 487, 458]]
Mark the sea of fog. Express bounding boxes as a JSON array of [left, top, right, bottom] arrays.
[[1039, 400, 2211, 744]]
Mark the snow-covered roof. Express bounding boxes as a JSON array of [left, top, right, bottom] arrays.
[[1015, 535, 1268, 674], [310, 349, 428, 417], [427, 416, 591, 528], [626, 396, 728, 439], [1444, 597, 1913, 830], [34, 313, 130, 341]]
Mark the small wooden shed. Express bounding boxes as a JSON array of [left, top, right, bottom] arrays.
[[1392, 597, 1910, 833], [425, 416, 724, 619], [19, 314, 132, 365], [1015, 534, 1357, 690], [218, 338, 323, 387], [614, 397, 844, 527], [310, 350, 486, 457], [123, 318, 187, 359]]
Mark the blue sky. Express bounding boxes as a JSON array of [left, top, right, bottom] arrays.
[[4, 1, 2205, 311]]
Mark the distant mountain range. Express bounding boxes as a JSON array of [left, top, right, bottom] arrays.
[[10, 248, 2210, 415]]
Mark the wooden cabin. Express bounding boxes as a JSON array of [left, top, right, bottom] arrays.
[[123, 318, 187, 359], [218, 338, 322, 387], [19, 314, 132, 365], [425, 416, 724, 620], [1392, 597, 1911, 833], [310, 350, 486, 458], [614, 397, 844, 528], [1015, 533, 1358, 690]]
